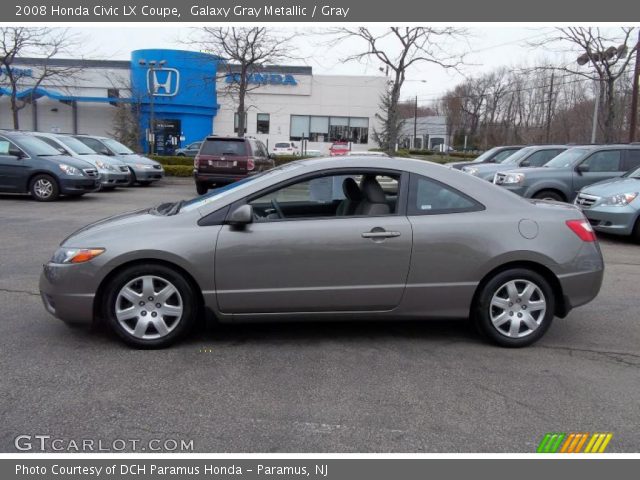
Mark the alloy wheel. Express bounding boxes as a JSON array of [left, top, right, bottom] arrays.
[[489, 279, 547, 338], [33, 179, 54, 199], [115, 275, 183, 340]]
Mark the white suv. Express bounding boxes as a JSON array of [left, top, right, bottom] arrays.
[[272, 141, 299, 156]]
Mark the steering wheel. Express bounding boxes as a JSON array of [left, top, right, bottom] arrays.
[[271, 199, 285, 219]]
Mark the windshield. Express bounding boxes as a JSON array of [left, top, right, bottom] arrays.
[[500, 147, 534, 165], [181, 163, 305, 213], [623, 165, 640, 178], [470, 147, 500, 163], [103, 138, 135, 155], [57, 136, 96, 155], [14, 136, 62, 156], [544, 148, 588, 168]]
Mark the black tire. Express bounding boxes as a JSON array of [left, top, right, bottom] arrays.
[[632, 217, 640, 244], [533, 190, 564, 202], [473, 268, 555, 347], [138, 181, 152, 187], [29, 174, 60, 202], [126, 168, 137, 187], [196, 182, 209, 195], [103, 264, 196, 348]]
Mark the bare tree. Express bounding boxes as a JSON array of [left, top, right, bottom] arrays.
[[330, 27, 465, 153], [0, 27, 83, 129], [189, 27, 296, 137], [535, 27, 638, 142]]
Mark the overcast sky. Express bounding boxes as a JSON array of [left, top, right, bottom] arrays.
[[76, 26, 570, 104]]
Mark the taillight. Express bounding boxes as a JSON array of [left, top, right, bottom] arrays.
[[566, 219, 596, 242], [194, 156, 200, 168], [247, 158, 255, 171]]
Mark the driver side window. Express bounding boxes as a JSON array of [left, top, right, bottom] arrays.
[[581, 151, 622, 172], [249, 172, 400, 221]]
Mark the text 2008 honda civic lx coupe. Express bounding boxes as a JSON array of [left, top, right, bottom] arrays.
[[40, 157, 604, 348]]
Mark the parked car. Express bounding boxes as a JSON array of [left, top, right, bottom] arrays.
[[74, 135, 164, 186], [175, 141, 202, 157], [329, 141, 350, 156], [574, 163, 640, 241], [272, 141, 299, 156], [28, 132, 131, 190], [193, 136, 274, 194], [463, 145, 567, 181], [447, 146, 523, 170], [40, 156, 603, 348], [494, 145, 640, 202], [0, 130, 100, 201]]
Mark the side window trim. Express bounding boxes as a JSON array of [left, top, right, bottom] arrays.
[[225, 168, 409, 223], [407, 172, 485, 216]]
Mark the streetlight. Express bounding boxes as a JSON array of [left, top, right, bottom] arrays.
[[138, 58, 166, 154]]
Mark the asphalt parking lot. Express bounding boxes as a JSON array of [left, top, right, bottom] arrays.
[[1, 178, 639, 453]]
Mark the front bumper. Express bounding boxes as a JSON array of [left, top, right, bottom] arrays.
[[99, 170, 131, 186], [580, 205, 639, 236], [39, 263, 98, 324], [131, 167, 164, 182], [500, 184, 528, 196], [59, 177, 101, 195]]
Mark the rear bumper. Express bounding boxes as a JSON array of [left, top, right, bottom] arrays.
[[581, 205, 638, 236], [194, 171, 249, 185], [59, 177, 101, 195], [558, 268, 604, 315]]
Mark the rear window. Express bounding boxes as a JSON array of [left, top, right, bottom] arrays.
[[201, 139, 248, 156], [275, 143, 292, 148]]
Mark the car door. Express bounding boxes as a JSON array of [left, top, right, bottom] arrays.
[[214, 171, 413, 314], [0, 137, 30, 191], [622, 149, 640, 172], [573, 150, 624, 194]]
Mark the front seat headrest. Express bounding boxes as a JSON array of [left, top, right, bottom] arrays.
[[361, 176, 386, 203], [342, 177, 363, 201]]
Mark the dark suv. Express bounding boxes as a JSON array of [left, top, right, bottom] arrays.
[[0, 131, 100, 201], [193, 136, 274, 194]]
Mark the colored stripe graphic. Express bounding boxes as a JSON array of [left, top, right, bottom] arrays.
[[537, 433, 613, 453]]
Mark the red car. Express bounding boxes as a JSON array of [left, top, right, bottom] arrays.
[[329, 142, 350, 156]]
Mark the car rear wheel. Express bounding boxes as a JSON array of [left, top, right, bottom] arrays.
[[103, 264, 196, 348], [196, 182, 208, 195], [533, 190, 564, 202], [473, 268, 555, 347], [30, 174, 60, 202]]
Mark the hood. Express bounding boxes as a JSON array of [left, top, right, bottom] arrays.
[[115, 153, 158, 165], [39, 154, 96, 170], [61, 208, 152, 246], [580, 177, 640, 196], [498, 166, 563, 176], [446, 161, 474, 169], [78, 153, 127, 168]]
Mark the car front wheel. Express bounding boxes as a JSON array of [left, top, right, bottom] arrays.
[[103, 264, 196, 348], [473, 268, 555, 347], [30, 174, 60, 201], [533, 190, 564, 202]]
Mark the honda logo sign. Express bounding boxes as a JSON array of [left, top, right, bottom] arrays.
[[147, 68, 180, 97]]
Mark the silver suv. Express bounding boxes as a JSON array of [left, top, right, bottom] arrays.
[[494, 145, 640, 202]]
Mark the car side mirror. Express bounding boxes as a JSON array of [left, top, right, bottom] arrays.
[[576, 164, 589, 174], [101, 149, 112, 156], [8, 147, 24, 159], [520, 160, 530, 167], [227, 205, 254, 226]]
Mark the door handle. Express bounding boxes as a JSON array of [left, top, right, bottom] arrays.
[[361, 230, 401, 239]]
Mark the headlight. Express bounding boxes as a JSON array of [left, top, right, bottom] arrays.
[[501, 173, 525, 185], [58, 164, 83, 176], [600, 192, 638, 207], [95, 160, 114, 171], [463, 167, 479, 176], [51, 248, 105, 264]]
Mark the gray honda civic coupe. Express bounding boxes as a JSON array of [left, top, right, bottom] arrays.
[[39, 157, 604, 348]]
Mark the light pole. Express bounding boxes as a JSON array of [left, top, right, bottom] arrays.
[[628, 30, 640, 143], [138, 58, 166, 154]]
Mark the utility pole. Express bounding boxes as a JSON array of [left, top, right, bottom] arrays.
[[545, 72, 555, 143], [592, 80, 600, 144], [629, 30, 640, 143], [413, 95, 418, 149]]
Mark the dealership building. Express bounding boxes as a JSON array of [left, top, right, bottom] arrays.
[[0, 49, 402, 155]]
